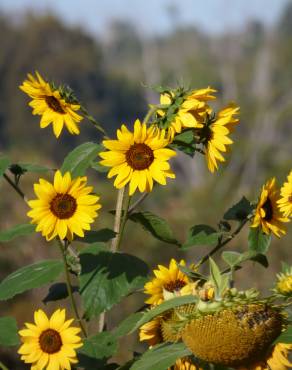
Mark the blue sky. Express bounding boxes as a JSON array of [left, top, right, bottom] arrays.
[[0, 0, 289, 36]]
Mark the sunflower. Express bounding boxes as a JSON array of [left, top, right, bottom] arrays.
[[200, 103, 239, 173], [170, 357, 201, 370], [18, 308, 82, 370], [238, 343, 292, 370], [139, 317, 162, 347], [275, 268, 292, 296], [27, 170, 101, 241], [99, 119, 176, 195], [20, 71, 83, 138], [159, 87, 216, 139], [251, 178, 289, 237], [277, 170, 292, 218], [144, 259, 194, 305]]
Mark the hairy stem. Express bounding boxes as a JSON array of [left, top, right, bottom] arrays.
[[58, 241, 87, 337], [128, 192, 149, 215]]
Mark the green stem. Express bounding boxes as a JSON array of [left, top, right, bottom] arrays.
[[196, 218, 249, 268], [80, 106, 109, 138], [115, 191, 131, 251], [142, 105, 162, 125], [3, 173, 28, 203], [128, 192, 149, 214], [0, 361, 9, 370], [58, 241, 87, 337]]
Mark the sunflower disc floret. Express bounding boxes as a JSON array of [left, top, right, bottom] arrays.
[[181, 304, 283, 367]]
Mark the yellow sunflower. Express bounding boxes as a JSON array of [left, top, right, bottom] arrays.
[[275, 268, 292, 296], [278, 170, 292, 218], [202, 103, 239, 173], [170, 357, 202, 370], [20, 71, 83, 138], [159, 87, 216, 139], [238, 343, 292, 370], [251, 178, 289, 237], [99, 119, 176, 195], [139, 317, 162, 347], [144, 259, 194, 305], [18, 308, 82, 370], [27, 170, 101, 241]]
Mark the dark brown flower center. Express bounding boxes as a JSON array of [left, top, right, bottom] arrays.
[[45, 96, 65, 114], [262, 197, 273, 221], [125, 143, 154, 170], [288, 195, 292, 203], [50, 194, 77, 219], [39, 329, 62, 354], [164, 279, 186, 292]]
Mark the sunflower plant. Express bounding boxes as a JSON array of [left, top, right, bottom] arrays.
[[0, 71, 291, 370]]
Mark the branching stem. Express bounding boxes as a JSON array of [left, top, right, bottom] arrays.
[[196, 218, 249, 268], [3, 173, 28, 203]]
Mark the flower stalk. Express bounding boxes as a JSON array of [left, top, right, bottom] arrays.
[[58, 240, 87, 337]]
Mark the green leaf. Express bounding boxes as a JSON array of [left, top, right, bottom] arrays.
[[79, 251, 149, 319], [209, 258, 223, 295], [182, 225, 221, 249], [91, 161, 109, 173], [0, 317, 19, 346], [170, 131, 196, 157], [76, 229, 116, 244], [248, 227, 272, 254], [129, 211, 179, 245], [114, 312, 144, 338], [222, 251, 268, 269], [17, 163, 51, 173], [130, 342, 192, 370], [224, 196, 254, 221], [129, 295, 198, 333], [61, 142, 103, 177], [43, 283, 78, 304], [0, 223, 35, 242], [274, 326, 292, 344], [0, 260, 63, 300], [0, 155, 10, 177], [78, 332, 118, 368]]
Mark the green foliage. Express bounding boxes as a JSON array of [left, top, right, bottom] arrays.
[[0, 317, 19, 346], [78, 332, 118, 369], [209, 258, 228, 296], [16, 163, 51, 173], [61, 142, 103, 177], [43, 282, 78, 304], [222, 251, 268, 268], [0, 155, 10, 177], [79, 248, 149, 318], [114, 312, 144, 338], [182, 224, 221, 249], [129, 295, 198, 333], [0, 223, 35, 242], [76, 228, 116, 243], [170, 130, 196, 157], [129, 211, 179, 245], [130, 343, 192, 370], [0, 260, 63, 300], [274, 326, 292, 344], [248, 227, 272, 254], [223, 197, 253, 221]]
